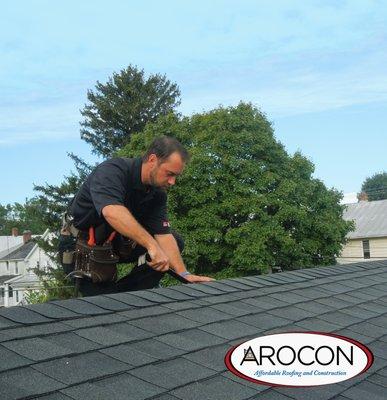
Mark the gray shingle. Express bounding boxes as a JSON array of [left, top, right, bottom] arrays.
[[210, 301, 265, 316], [51, 299, 108, 315], [268, 306, 314, 321], [129, 357, 217, 389], [163, 300, 205, 311], [171, 375, 259, 400], [242, 296, 289, 310], [0, 307, 52, 324], [3, 337, 71, 361], [318, 311, 363, 327], [200, 293, 240, 304], [169, 285, 209, 298], [315, 297, 354, 309], [340, 306, 379, 319], [357, 302, 387, 314], [44, 332, 101, 353], [129, 313, 199, 334], [295, 318, 338, 332], [104, 292, 155, 307], [118, 304, 172, 320], [294, 301, 335, 315], [75, 322, 153, 346], [194, 281, 238, 293], [176, 307, 233, 324], [347, 322, 387, 338], [237, 313, 292, 330], [276, 383, 345, 400], [0, 322, 72, 340], [62, 313, 127, 329], [0, 345, 32, 371], [101, 337, 185, 366], [129, 290, 174, 303], [183, 343, 230, 371], [33, 352, 129, 385], [61, 373, 165, 400], [31, 393, 73, 400], [79, 295, 132, 311], [0, 315, 20, 329], [199, 319, 260, 340], [334, 328, 375, 345], [368, 340, 387, 360], [156, 328, 226, 351], [23, 303, 80, 319], [152, 287, 194, 300], [341, 380, 387, 400], [367, 315, 387, 329], [0, 367, 65, 399], [268, 292, 309, 304], [367, 372, 387, 388]]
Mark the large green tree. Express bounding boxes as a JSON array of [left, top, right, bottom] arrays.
[[360, 172, 387, 201], [119, 103, 353, 275]]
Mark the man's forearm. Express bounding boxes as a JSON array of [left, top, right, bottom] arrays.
[[102, 205, 156, 250], [155, 233, 187, 274]]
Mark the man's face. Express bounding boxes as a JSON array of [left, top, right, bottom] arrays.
[[149, 151, 185, 189]]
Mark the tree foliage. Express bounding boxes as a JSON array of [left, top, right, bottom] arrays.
[[360, 171, 387, 201], [0, 197, 50, 235], [119, 103, 353, 275], [80, 65, 181, 158]]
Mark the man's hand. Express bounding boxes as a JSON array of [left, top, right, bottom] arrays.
[[147, 243, 170, 272], [184, 274, 215, 283]]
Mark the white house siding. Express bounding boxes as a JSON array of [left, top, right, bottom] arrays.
[[337, 237, 387, 264]]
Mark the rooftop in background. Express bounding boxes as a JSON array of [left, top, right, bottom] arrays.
[[344, 199, 387, 239], [0, 241, 36, 261], [0, 260, 385, 399], [0, 236, 23, 254]]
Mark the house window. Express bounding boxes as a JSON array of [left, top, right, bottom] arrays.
[[0, 288, 4, 298], [6, 261, 9, 271], [8, 286, 13, 298], [362, 240, 370, 259], [16, 291, 19, 303], [15, 262, 19, 274]]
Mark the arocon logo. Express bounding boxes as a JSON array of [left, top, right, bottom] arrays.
[[225, 332, 373, 387]]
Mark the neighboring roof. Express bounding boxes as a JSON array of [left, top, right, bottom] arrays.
[[4, 273, 41, 288], [0, 275, 17, 285], [0, 240, 36, 261], [0, 243, 24, 259], [344, 199, 387, 239], [0, 260, 386, 400], [0, 236, 23, 253]]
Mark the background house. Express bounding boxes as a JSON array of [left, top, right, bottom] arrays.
[[338, 199, 387, 264], [0, 229, 54, 307]]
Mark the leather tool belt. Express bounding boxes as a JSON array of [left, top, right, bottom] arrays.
[[74, 228, 119, 283]]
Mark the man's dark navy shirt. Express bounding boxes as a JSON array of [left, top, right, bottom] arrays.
[[69, 157, 171, 235]]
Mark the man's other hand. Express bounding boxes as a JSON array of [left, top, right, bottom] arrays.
[[184, 274, 215, 283]]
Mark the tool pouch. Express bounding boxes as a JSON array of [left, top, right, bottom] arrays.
[[74, 238, 119, 283]]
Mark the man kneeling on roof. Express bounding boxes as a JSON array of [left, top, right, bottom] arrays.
[[59, 136, 214, 297]]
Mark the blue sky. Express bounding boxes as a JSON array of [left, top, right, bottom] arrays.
[[1, 0, 386, 204]]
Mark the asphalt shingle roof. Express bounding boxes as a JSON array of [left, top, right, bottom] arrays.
[[0, 240, 35, 261], [344, 199, 387, 239], [0, 260, 386, 400]]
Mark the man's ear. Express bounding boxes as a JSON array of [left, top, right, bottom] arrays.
[[147, 154, 158, 164]]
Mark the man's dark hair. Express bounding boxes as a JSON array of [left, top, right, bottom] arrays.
[[142, 136, 190, 163]]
